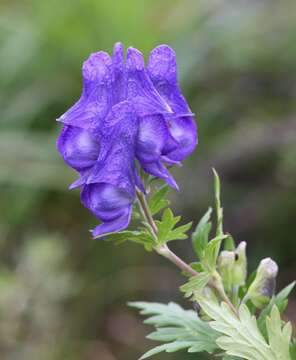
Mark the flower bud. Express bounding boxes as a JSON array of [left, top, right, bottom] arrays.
[[218, 241, 247, 292], [247, 257, 278, 308], [233, 241, 247, 287], [218, 250, 235, 293]]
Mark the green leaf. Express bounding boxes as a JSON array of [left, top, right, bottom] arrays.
[[103, 230, 154, 250], [266, 305, 292, 360], [246, 269, 257, 288], [156, 208, 192, 245], [258, 281, 295, 338], [156, 208, 179, 244], [197, 296, 292, 360], [202, 234, 227, 272], [224, 234, 235, 251], [180, 272, 212, 298], [166, 221, 193, 241], [289, 341, 296, 359], [190, 261, 204, 272], [213, 168, 223, 236], [148, 185, 170, 215], [139, 341, 195, 359], [129, 301, 219, 358], [192, 207, 212, 259]]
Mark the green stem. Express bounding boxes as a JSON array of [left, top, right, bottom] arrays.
[[136, 190, 238, 316], [136, 190, 158, 237], [157, 243, 199, 277]]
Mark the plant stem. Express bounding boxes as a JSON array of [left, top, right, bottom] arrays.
[[157, 243, 198, 277], [136, 190, 158, 237], [136, 190, 238, 316]]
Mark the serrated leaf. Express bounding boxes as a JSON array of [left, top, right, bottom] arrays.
[[180, 272, 211, 298], [258, 281, 295, 338], [103, 230, 154, 250], [156, 208, 192, 245], [129, 301, 219, 358], [197, 297, 292, 360], [192, 207, 212, 259], [166, 221, 193, 241], [156, 208, 179, 244], [148, 185, 170, 215], [202, 234, 227, 272], [266, 305, 292, 360], [140, 341, 194, 359]]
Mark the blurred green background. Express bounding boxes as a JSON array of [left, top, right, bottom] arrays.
[[0, 0, 295, 359]]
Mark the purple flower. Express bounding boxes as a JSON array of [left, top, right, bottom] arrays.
[[57, 43, 197, 237]]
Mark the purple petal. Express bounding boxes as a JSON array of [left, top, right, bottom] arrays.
[[57, 125, 100, 172], [82, 51, 113, 97], [81, 183, 133, 237], [141, 160, 179, 190], [82, 183, 133, 217], [78, 101, 137, 236], [147, 45, 193, 116], [69, 172, 90, 189], [161, 156, 181, 166], [164, 115, 197, 161], [76, 100, 138, 236], [136, 114, 170, 163], [91, 206, 132, 238], [86, 101, 138, 192], [112, 42, 127, 103], [57, 52, 113, 130], [126, 47, 172, 116]]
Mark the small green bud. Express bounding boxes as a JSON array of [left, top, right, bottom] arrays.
[[233, 241, 247, 287], [247, 257, 278, 308], [218, 250, 235, 293], [218, 241, 247, 292]]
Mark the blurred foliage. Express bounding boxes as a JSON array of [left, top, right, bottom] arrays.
[[0, 0, 295, 359]]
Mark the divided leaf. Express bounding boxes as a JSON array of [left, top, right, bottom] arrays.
[[180, 272, 211, 298], [197, 296, 292, 360], [156, 208, 192, 245], [266, 305, 292, 360], [103, 230, 154, 251], [129, 301, 219, 359], [148, 185, 170, 215], [258, 281, 295, 338]]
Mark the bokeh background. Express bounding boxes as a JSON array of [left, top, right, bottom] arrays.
[[0, 0, 295, 359]]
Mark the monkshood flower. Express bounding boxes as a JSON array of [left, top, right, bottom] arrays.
[[57, 42, 197, 237]]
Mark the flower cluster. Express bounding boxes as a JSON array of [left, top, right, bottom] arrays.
[[57, 43, 197, 237]]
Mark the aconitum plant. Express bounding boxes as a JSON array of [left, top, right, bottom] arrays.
[[57, 43, 295, 360]]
